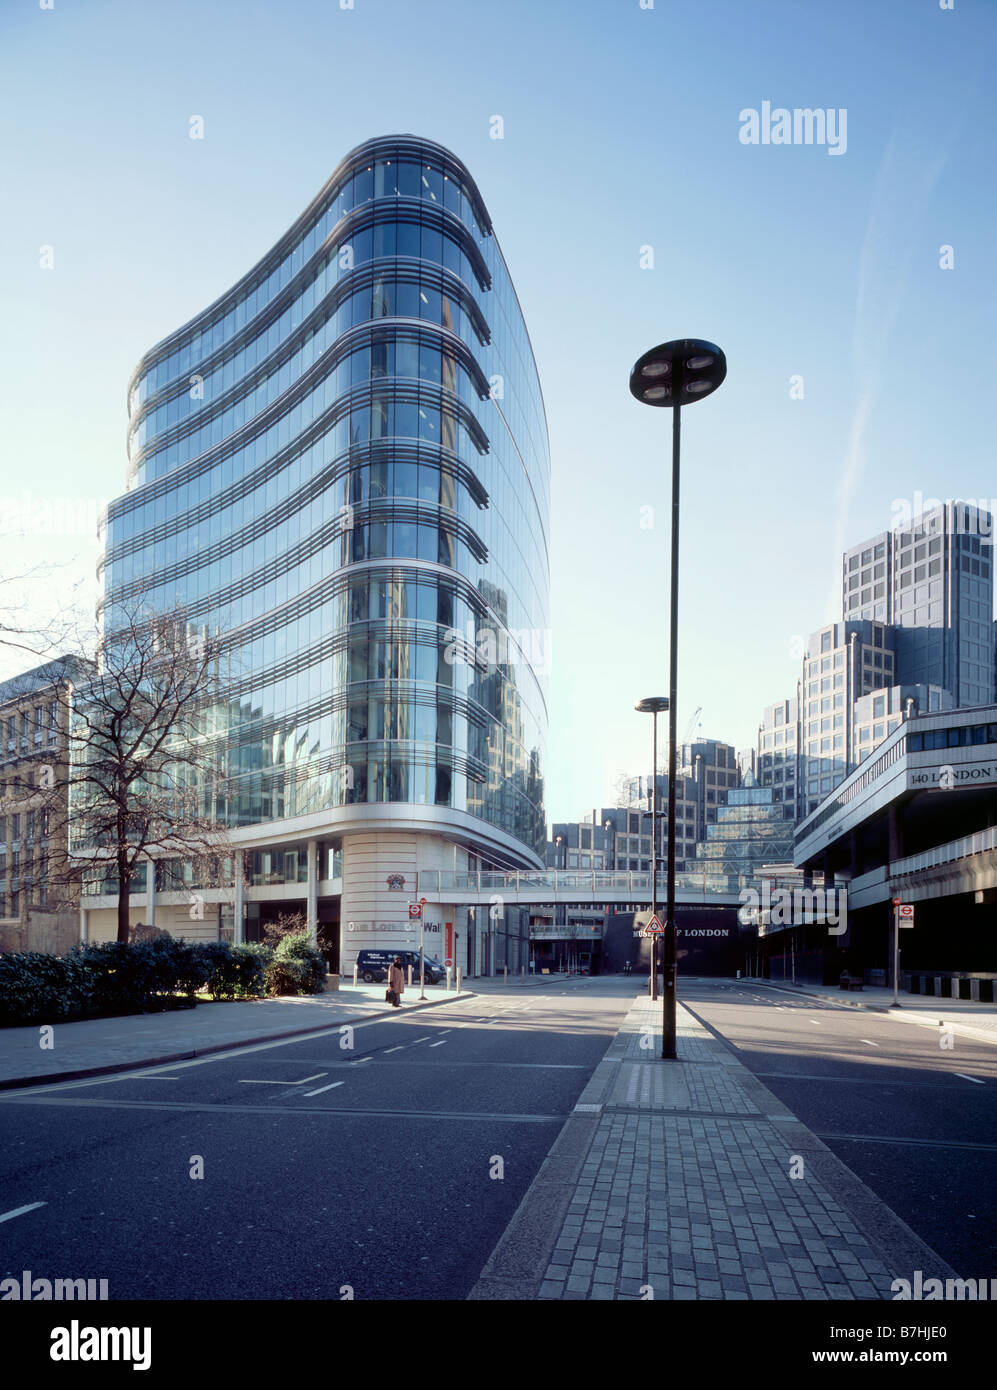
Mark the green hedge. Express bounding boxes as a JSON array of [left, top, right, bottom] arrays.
[[0, 934, 329, 1026]]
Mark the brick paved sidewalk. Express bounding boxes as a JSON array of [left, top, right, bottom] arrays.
[[470, 993, 956, 1301]]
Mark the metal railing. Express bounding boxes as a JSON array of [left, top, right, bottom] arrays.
[[890, 825, 997, 878], [414, 868, 803, 899]]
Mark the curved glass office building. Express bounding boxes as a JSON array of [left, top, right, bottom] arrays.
[[94, 135, 549, 972]]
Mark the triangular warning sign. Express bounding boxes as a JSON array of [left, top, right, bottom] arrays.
[[646, 914, 664, 934]]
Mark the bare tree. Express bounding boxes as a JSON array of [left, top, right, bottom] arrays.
[[0, 564, 82, 667], [63, 599, 234, 943]]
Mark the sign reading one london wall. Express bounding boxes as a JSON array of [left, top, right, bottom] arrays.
[[343, 904, 449, 971]]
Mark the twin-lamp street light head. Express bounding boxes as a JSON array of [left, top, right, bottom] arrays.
[[629, 339, 727, 408]]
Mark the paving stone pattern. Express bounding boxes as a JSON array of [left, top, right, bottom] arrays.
[[540, 996, 898, 1300]]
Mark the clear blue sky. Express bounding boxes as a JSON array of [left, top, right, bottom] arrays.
[[1, 0, 994, 822]]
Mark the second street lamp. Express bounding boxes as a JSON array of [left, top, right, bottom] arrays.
[[630, 339, 727, 1059]]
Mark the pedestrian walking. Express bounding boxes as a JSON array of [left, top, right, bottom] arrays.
[[388, 955, 405, 1008]]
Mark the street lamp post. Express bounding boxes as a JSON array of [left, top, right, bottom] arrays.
[[630, 339, 727, 1060], [636, 697, 669, 1001]]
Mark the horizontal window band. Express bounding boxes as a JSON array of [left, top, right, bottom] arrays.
[[102, 442, 489, 570], [106, 429, 487, 550], [103, 504, 485, 603], [97, 560, 490, 640], [217, 685, 495, 743], [348, 500, 487, 562], [205, 623, 526, 703], [133, 258, 490, 420], [132, 313, 492, 460], [128, 135, 494, 388], [127, 369, 490, 493], [236, 743, 491, 787]]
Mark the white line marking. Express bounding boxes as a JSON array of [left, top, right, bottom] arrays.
[[8, 995, 486, 1097], [0, 1202, 46, 1224], [860, 1040, 879, 1047], [954, 1073, 985, 1084], [383, 1047, 405, 1054], [810, 1020, 822, 1025], [429, 1041, 447, 1048], [303, 1081, 345, 1096], [352, 1057, 372, 1064], [411, 1037, 432, 1045], [238, 1072, 328, 1086]]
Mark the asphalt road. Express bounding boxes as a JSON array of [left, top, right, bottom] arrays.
[[680, 978, 997, 1276], [0, 979, 637, 1301]]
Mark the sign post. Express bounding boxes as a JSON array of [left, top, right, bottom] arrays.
[[418, 897, 427, 999], [892, 899, 914, 1005]]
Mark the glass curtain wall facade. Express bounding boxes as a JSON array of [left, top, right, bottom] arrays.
[[93, 136, 549, 960]]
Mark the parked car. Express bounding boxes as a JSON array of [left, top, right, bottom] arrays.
[[355, 949, 445, 985]]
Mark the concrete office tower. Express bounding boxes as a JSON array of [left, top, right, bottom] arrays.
[[842, 502, 994, 707], [91, 137, 550, 975], [756, 697, 800, 815], [799, 620, 896, 816]]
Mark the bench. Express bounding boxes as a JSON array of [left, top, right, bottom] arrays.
[[839, 973, 864, 991]]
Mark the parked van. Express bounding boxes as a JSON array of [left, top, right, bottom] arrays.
[[355, 949, 445, 985]]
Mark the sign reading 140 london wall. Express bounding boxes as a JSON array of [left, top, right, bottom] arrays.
[[909, 762, 997, 788]]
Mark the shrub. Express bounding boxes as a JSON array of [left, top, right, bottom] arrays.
[[199, 941, 271, 1000], [0, 938, 279, 1026], [169, 940, 214, 998], [265, 931, 327, 996], [64, 938, 207, 1015], [230, 943, 270, 998], [66, 942, 152, 1014], [0, 952, 80, 1025], [0, 941, 189, 1025]]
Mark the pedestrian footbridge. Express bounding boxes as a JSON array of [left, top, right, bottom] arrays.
[[413, 869, 784, 909]]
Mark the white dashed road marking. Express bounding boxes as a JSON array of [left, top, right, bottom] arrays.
[[303, 1081, 345, 1096], [0, 1202, 46, 1224], [238, 1072, 327, 1086], [954, 1073, 985, 1084]]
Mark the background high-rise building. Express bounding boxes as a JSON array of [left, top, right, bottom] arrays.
[[842, 502, 994, 706], [757, 504, 995, 823], [83, 136, 551, 976]]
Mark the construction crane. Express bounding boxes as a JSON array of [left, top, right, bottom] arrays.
[[684, 706, 703, 744]]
